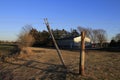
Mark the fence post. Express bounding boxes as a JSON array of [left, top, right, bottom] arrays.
[[79, 31, 85, 75]]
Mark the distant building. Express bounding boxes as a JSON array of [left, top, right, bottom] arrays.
[[56, 36, 91, 49]]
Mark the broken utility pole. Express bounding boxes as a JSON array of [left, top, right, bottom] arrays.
[[79, 31, 85, 75], [44, 18, 66, 67]]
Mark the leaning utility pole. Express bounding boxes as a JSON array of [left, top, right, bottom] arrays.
[[44, 18, 66, 67], [79, 31, 85, 75]]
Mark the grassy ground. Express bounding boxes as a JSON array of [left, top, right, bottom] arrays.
[[0, 47, 120, 80], [0, 44, 16, 56]]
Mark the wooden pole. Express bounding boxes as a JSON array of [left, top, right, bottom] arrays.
[[79, 31, 85, 75], [44, 18, 66, 67]]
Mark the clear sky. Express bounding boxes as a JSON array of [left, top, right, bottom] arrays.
[[0, 0, 120, 41]]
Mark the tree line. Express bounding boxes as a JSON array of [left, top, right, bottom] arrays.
[[1, 24, 119, 49], [17, 25, 109, 48], [17, 25, 80, 48]]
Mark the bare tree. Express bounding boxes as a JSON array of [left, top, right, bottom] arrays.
[[78, 26, 88, 37], [78, 26, 95, 43], [78, 26, 107, 48], [94, 29, 107, 48]]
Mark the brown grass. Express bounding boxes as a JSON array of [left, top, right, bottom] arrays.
[[0, 47, 120, 80]]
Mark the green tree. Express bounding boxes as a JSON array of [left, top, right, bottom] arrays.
[[111, 33, 120, 47], [30, 28, 41, 43], [109, 39, 116, 47], [30, 28, 50, 47], [70, 29, 79, 37], [52, 29, 70, 39]]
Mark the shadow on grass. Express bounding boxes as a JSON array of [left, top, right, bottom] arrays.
[[85, 47, 120, 53], [99, 47, 120, 52], [0, 45, 20, 62], [3, 58, 78, 80]]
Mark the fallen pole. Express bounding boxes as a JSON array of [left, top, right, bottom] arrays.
[[44, 18, 66, 67]]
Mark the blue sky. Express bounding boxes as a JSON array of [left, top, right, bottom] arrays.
[[0, 0, 120, 41]]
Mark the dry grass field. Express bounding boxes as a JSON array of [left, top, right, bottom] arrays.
[[0, 47, 120, 80]]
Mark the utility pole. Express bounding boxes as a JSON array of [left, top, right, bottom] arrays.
[[79, 31, 85, 75], [44, 18, 66, 67]]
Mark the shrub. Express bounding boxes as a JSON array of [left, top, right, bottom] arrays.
[[17, 25, 35, 49]]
